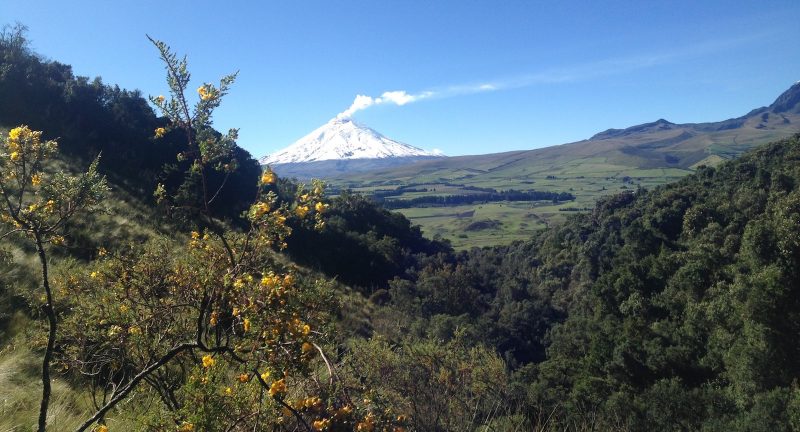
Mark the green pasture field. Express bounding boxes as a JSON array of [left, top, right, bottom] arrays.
[[328, 161, 695, 249]]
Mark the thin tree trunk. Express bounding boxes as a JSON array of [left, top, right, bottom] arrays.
[[35, 235, 56, 432]]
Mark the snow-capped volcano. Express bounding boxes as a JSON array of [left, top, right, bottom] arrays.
[[260, 118, 443, 165]]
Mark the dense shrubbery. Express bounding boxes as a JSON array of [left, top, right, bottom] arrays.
[[378, 134, 800, 429], [285, 190, 451, 291]]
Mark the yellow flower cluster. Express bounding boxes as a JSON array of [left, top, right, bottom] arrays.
[[202, 354, 215, 368], [8, 126, 23, 141], [260, 272, 282, 289], [251, 201, 271, 218], [269, 378, 286, 396], [95, 425, 109, 432], [177, 422, 195, 431], [288, 318, 311, 337], [154, 127, 167, 138], [188, 230, 211, 249], [260, 170, 276, 185], [356, 413, 376, 432], [312, 418, 331, 431], [295, 205, 310, 218], [280, 396, 365, 432], [197, 85, 215, 101], [292, 180, 329, 231], [301, 396, 323, 409], [5, 126, 57, 161], [209, 311, 219, 326]]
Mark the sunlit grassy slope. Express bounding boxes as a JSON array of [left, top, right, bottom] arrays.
[[0, 128, 178, 429]]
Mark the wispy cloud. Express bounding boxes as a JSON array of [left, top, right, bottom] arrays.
[[337, 90, 435, 119], [335, 33, 766, 119]]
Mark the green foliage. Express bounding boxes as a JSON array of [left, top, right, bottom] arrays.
[[368, 133, 800, 429], [285, 190, 450, 291], [344, 335, 509, 431]]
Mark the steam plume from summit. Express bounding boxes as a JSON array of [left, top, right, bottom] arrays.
[[336, 90, 434, 119]]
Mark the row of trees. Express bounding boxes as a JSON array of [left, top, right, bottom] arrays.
[[377, 190, 574, 209]]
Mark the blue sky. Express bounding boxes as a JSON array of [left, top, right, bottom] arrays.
[[2, 0, 799, 158]]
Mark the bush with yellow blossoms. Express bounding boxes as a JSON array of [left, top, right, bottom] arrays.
[[49, 39, 405, 432], [0, 125, 107, 432], [146, 35, 240, 225]]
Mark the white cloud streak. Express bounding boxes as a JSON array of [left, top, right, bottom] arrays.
[[335, 33, 766, 119], [337, 90, 435, 119]]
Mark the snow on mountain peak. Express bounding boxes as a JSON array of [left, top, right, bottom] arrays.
[[260, 118, 444, 165]]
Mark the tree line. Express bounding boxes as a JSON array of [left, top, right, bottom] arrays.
[[376, 189, 575, 209]]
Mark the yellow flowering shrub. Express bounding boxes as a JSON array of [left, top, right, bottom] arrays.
[[47, 39, 402, 432], [261, 169, 276, 185], [0, 125, 107, 431]]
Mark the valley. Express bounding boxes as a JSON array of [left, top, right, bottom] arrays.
[[311, 84, 800, 248]]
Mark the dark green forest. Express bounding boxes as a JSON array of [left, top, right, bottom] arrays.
[[2, 24, 800, 431], [376, 190, 575, 210], [373, 134, 800, 429]]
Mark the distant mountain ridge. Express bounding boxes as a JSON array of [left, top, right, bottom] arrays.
[[769, 81, 800, 113], [265, 82, 800, 181], [328, 81, 800, 184], [592, 82, 800, 142]]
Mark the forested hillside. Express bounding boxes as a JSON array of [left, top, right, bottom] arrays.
[[374, 133, 800, 429]]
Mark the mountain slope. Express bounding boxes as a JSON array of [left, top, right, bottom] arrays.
[[261, 117, 443, 165], [334, 82, 800, 183]]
